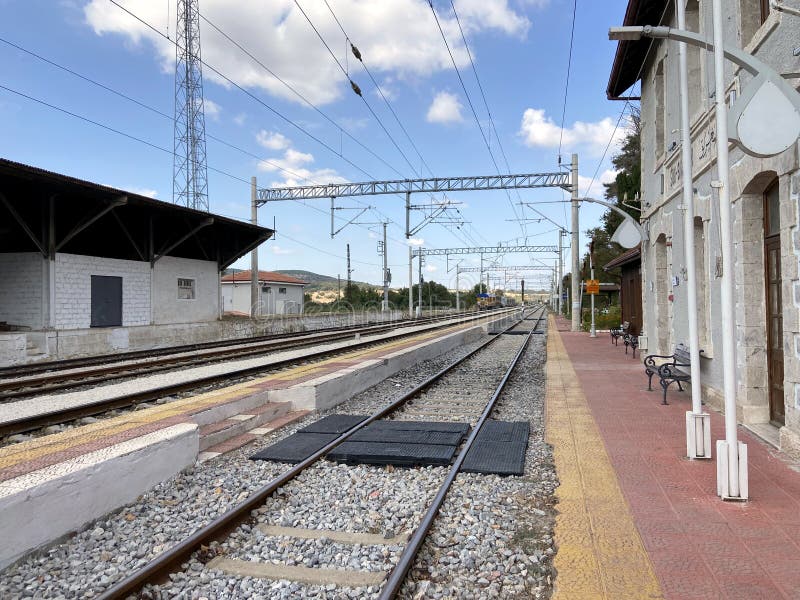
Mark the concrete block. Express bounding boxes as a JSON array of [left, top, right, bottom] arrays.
[[0, 423, 198, 570]]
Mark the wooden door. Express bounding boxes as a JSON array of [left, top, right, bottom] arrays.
[[764, 182, 784, 425]]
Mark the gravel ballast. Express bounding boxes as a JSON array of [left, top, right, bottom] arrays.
[[0, 313, 557, 599]]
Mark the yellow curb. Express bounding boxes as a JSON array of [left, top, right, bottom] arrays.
[[546, 315, 663, 600]]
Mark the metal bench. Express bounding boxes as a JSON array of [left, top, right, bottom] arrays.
[[610, 321, 629, 345], [623, 333, 638, 357], [644, 344, 700, 404]]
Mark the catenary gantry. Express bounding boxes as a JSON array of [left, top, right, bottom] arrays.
[[256, 172, 572, 203]]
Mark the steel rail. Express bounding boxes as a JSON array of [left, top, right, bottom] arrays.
[[0, 313, 481, 399], [378, 312, 538, 598], [0, 310, 514, 438], [0, 313, 468, 379], [96, 305, 541, 599]]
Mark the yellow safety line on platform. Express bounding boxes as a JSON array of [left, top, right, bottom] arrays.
[[545, 316, 662, 600], [0, 319, 478, 470]]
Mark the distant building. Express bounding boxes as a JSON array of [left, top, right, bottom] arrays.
[[0, 158, 272, 365], [221, 270, 306, 315], [608, 1, 800, 456]]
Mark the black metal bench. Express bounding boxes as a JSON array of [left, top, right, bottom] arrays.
[[610, 321, 629, 346], [644, 344, 700, 404], [623, 333, 638, 357]]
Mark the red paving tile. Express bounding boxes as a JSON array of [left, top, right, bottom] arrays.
[[555, 319, 800, 599]]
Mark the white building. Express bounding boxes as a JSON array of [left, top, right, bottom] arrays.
[[607, 0, 800, 457], [221, 270, 306, 316], [0, 158, 272, 364]]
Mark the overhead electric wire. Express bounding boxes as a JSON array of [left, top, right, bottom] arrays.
[[293, 0, 420, 178], [302, 0, 478, 250], [196, 12, 407, 181], [428, 0, 527, 248], [0, 83, 254, 187], [105, 0, 417, 243], [106, 0, 396, 186]]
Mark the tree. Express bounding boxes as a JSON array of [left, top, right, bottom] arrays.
[[601, 106, 641, 237]]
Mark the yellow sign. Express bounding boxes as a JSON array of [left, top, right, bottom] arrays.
[[586, 279, 600, 295]]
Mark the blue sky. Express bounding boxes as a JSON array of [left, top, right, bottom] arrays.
[[0, 0, 634, 292]]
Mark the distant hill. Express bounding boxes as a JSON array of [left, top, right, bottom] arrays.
[[275, 270, 375, 292]]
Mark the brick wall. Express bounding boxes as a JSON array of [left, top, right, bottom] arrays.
[[55, 253, 150, 329], [0, 253, 44, 329]]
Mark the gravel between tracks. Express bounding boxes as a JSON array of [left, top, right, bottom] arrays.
[[0, 321, 557, 600]]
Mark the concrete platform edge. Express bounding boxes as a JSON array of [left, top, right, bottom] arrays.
[[0, 423, 198, 570]]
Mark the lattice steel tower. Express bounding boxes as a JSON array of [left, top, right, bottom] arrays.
[[173, 0, 209, 211]]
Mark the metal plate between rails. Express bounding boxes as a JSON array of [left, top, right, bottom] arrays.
[[349, 428, 464, 445], [327, 441, 458, 466], [476, 421, 530, 444], [298, 414, 369, 434], [368, 420, 470, 434], [250, 432, 338, 463], [461, 441, 528, 476]]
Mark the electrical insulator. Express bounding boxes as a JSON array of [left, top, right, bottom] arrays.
[[350, 43, 362, 62], [350, 80, 362, 96]]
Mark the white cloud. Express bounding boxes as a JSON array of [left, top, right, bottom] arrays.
[[233, 112, 247, 126], [255, 132, 347, 187], [452, 0, 530, 37], [426, 91, 464, 124], [425, 264, 439, 273], [519, 108, 626, 156], [407, 238, 425, 246], [83, 0, 529, 107], [122, 186, 158, 198], [203, 98, 221, 120], [256, 130, 290, 150], [270, 244, 293, 255], [578, 169, 618, 199]]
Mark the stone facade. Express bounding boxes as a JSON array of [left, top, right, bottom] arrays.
[[0, 253, 44, 329], [626, 1, 800, 457]]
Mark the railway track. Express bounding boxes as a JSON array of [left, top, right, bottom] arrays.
[[0, 309, 519, 439], [0, 312, 495, 400], [96, 305, 547, 599]]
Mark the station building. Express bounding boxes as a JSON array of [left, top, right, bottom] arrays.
[[0, 158, 272, 365], [608, 0, 800, 457], [221, 270, 306, 316]]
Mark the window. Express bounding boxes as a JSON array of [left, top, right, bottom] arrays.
[[278, 287, 287, 294], [177, 278, 195, 300], [263, 286, 272, 294]]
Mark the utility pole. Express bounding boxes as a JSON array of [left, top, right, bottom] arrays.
[[456, 267, 460, 311], [571, 153, 580, 332], [677, 0, 711, 460], [711, 0, 745, 499], [479, 253, 484, 293], [521, 279, 525, 305], [558, 229, 564, 315], [589, 241, 596, 337], [379, 222, 389, 311], [346, 243, 353, 301], [173, 0, 209, 212], [406, 192, 413, 317], [417, 254, 423, 318], [250, 177, 259, 318]]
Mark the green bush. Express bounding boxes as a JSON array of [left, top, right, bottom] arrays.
[[581, 304, 621, 331]]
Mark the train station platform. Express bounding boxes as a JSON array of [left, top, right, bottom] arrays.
[[546, 315, 800, 599]]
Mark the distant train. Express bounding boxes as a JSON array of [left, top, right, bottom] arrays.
[[476, 294, 516, 310]]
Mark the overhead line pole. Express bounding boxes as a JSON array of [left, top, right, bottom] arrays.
[[571, 154, 580, 331]]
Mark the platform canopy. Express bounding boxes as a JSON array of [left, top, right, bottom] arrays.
[[0, 158, 272, 269]]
